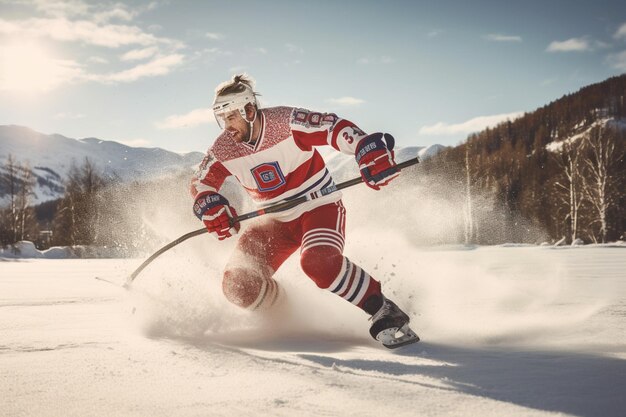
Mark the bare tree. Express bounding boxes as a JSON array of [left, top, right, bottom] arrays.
[[16, 162, 36, 241], [52, 158, 105, 246], [581, 125, 625, 243], [463, 145, 475, 244], [552, 139, 586, 243], [1, 155, 19, 243], [0, 155, 36, 243]]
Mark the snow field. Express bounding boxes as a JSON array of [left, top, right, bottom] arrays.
[[1, 244, 626, 416], [2, 175, 625, 416]]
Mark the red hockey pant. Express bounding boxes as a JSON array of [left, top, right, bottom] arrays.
[[222, 201, 381, 311]]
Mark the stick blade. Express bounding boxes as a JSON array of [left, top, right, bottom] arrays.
[[95, 275, 129, 289]]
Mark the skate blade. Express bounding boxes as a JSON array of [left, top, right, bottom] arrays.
[[376, 324, 420, 349]]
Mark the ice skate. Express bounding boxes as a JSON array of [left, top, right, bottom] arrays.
[[369, 296, 419, 349]]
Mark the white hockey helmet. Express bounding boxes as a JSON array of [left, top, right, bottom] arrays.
[[212, 83, 258, 129]]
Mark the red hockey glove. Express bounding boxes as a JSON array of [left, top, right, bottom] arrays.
[[193, 192, 240, 240], [355, 132, 400, 190]]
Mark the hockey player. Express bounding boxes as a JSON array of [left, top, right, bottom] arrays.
[[190, 74, 418, 348]]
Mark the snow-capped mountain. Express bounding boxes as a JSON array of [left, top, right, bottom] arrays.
[[0, 125, 205, 204], [322, 144, 444, 182], [545, 117, 626, 153], [0, 125, 444, 205]]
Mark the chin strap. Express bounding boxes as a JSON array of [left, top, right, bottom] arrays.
[[243, 111, 259, 144]]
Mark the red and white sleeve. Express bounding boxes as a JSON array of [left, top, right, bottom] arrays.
[[189, 150, 232, 200], [289, 108, 368, 155]]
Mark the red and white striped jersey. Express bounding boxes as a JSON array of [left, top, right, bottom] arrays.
[[190, 106, 368, 221]]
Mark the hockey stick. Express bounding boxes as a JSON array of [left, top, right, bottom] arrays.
[[120, 156, 419, 288]]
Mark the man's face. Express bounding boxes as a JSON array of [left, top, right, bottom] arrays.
[[219, 110, 250, 143]]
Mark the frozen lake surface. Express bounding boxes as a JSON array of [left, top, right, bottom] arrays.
[[1, 245, 625, 417]]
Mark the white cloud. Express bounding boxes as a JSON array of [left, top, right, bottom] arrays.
[[0, 19, 20, 35], [92, 7, 136, 24], [427, 30, 443, 38], [88, 56, 108, 64], [614, 22, 626, 40], [285, 43, 304, 54], [0, 0, 182, 50], [156, 108, 215, 129], [29, 0, 141, 23], [327, 97, 365, 106], [418, 112, 524, 136], [0, 2, 185, 90], [93, 54, 184, 83], [607, 50, 626, 71], [198, 47, 232, 57], [1, 17, 165, 48], [121, 46, 158, 61], [546, 37, 592, 52], [256, 47, 268, 54], [29, 0, 91, 19], [485, 33, 522, 42], [206, 32, 224, 40]]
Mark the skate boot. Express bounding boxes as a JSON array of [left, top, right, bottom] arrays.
[[369, 296, 419, 349]]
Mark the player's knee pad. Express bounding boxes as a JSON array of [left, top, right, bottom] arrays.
[[222, 268, 279, 311], [300, 245, 344, 289]]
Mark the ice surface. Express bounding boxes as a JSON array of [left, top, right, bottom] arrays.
[[1, 244, 625, 417]]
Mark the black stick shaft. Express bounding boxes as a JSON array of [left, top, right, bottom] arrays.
[[126, 157, 419, 286]]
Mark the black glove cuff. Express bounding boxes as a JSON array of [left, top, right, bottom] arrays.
[[193, 192, 230, 220]]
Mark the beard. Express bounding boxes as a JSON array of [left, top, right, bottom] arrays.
[[228, 122, 251, 143]]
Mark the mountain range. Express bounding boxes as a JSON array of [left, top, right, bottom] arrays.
[[0, 126, 203, 204], [0, 125, 443, 205]]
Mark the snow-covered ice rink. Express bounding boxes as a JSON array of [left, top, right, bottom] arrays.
[[1, 245, 625, 417]]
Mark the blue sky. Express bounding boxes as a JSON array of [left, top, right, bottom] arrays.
[[1, 0, 625, 153]]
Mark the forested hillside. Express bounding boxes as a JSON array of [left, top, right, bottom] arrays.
[[2, 76, 624, 249], [420, 74, 625, 244]]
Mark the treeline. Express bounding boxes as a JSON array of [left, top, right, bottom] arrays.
[[421, 74, 626, 244], [0, 156, 196, 254], [2, 75, 625, 249], [0, 156, 111, 248]]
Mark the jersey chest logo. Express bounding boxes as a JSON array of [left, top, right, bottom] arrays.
[[251, 162, 286, 192]]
